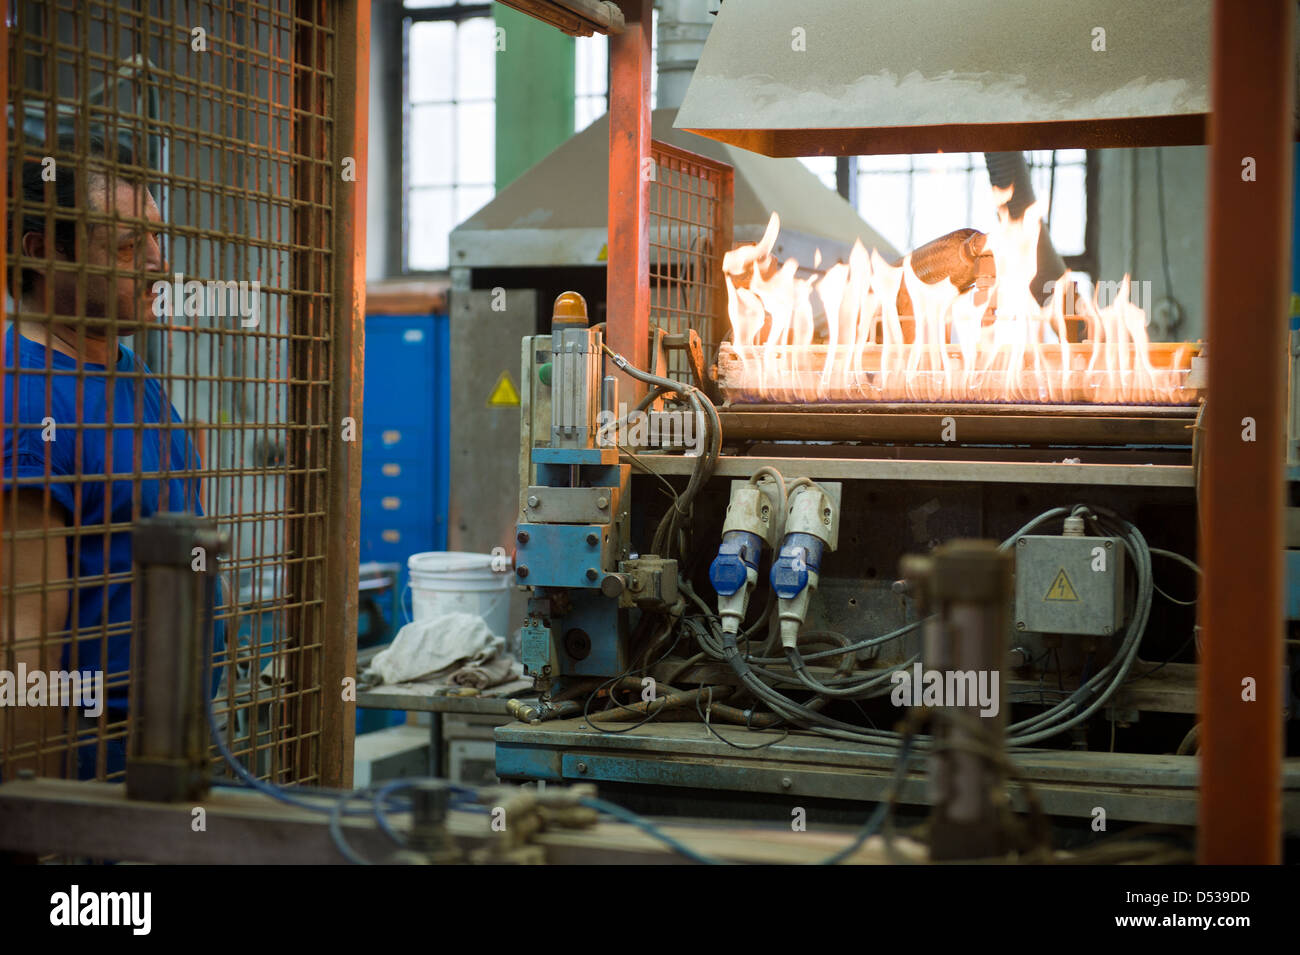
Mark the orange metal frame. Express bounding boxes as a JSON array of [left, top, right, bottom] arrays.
[[1198, 0, 1293, 864], [325, 0, 370, 788], [605, 0, 652, 399]]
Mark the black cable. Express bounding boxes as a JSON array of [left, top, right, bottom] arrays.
[[582, 617, 685, 734], [748, 618, 925, 664], [820, 732, 915, 865], [785, 646, 916, 699], [1132, 630, 1197, 680], [693, 686, 790, 751], [696, 504, 1156, 750]]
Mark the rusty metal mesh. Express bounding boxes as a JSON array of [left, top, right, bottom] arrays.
[[1, 0, 349, 786], [648, 139, 732, 383]]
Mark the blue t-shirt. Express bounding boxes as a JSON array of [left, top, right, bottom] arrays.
[[3, 325, 220, 712]]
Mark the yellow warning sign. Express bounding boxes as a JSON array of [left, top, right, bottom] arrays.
[[487, 371, 520, 407], [1044, 568, 1080, 602]]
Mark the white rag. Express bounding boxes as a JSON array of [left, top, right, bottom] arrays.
[[362, 612, 501, 686]]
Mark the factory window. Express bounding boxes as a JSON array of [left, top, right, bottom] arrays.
[[575, 32, 609, 132], [404, 2, 497, 272], [401, 4, 646, 271], [801, 151, 1093, 272]]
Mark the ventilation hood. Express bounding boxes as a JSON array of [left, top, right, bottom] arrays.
[[449, 109, 899, 270], [675, 0, 1212, 156]]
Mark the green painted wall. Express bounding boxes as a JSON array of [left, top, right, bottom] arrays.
[[493, 6, 576, 192]]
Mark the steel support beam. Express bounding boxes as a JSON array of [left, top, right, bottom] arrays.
[[606, 0, 652, 399], [1198, 0, 1295, 863]]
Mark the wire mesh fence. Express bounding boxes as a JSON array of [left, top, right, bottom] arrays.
[[1, 0, 361, 788], [648, 139, 731, 383]]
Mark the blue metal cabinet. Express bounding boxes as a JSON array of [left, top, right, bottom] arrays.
[[360, 313, 450, 585], [356, 313, 448, 735]]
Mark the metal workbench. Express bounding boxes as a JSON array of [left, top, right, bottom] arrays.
[[494, 718, 1300, 831], [356, 681, 535, 779]]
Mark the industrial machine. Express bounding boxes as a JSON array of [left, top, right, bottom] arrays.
[[493, 1, 1300, 855], [501, 267, 1218, 835]]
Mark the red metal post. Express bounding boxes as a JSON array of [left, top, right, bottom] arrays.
[[1198, 0, 1294, 864], [606, 0, 652, 396]]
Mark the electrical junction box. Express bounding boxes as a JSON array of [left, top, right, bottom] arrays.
[[1013, 535, 1126, 636]]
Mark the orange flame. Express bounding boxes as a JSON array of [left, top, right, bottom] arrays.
[[720, 207, 1197, 405]]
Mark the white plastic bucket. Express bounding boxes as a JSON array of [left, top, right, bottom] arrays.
[[406, 551, 512, 637]]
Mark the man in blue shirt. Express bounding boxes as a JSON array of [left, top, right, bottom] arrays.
[[3, 139, 211, 780]]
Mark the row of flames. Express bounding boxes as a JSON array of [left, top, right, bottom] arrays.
[[720, 203, 1197, 406]]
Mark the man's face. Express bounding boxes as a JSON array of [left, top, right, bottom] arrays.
[[40, 180, 166, 336]]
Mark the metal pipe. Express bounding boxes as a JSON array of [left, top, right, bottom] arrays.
[[655, 0, 713, 110], [904, 540, 1014, 861], [126, 516, 226, 803], [1198, 0, 1294, 864]]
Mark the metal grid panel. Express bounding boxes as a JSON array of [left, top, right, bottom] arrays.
[[648, 139, 731, 382], [1, 0, 360, 787]]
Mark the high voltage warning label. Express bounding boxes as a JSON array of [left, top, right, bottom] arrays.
[[1044, 568, 1079, 602], [487, 371, 520, 407]]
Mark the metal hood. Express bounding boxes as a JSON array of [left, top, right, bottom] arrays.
[[450, 108, 899, 269], [675, 0, 1212, 156]]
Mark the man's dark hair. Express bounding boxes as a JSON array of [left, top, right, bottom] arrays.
[[15, 133, 140, 298]]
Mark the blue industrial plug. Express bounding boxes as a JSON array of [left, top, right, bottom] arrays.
[[770, 533, 824, 598], [709, 530, 761, 596]]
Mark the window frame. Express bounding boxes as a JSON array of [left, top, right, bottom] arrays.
[[830, 150, 1099, 280], [399, 2, 493, 274]]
